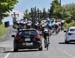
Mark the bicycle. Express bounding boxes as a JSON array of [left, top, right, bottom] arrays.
[[42, 26, 50, 50], [44, 36, 49, 50]]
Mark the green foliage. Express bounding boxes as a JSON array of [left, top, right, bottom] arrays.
[[37, 8, 41, 19], [63, 3, 75, 23], [23, 9, 31, 19], [41, 8, 47, 19], [0, 0, 18, 24], [64, 22, 75, 29], [49, 0, 75, 24], [49, 0, 62, 18]]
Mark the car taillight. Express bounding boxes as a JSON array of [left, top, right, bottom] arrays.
[[34, 35, 41, 40], [15, 36, 21, 41], [68, 33, 72, 35]]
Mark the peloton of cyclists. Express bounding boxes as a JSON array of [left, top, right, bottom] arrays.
[[15, 17, 63, 50]]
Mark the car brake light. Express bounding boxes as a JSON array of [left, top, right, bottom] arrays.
[[34, 35, 41, 40], [15, 36, 21, 40]]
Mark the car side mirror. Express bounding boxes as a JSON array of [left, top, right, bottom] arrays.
[[64, 31, 66, 32], [64, 30, 67, 32], [11, 35, 15, 37]]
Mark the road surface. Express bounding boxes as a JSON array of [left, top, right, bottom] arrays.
[[0, 27, 75, 58]]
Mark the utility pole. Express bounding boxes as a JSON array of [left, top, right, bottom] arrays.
[[11, 12, 19, 25]]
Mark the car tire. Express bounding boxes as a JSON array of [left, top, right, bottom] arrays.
[[14, 48, 18, 52], [65, 40, 69, 44], [14, 42, 18, 52], [39, 47, 43, 51]]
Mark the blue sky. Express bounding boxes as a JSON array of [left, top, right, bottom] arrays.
[[14, 0, 75, 12], [2, 0, 75, 25]]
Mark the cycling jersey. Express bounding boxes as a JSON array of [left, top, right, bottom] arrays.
[[44, 28, 48, 33], [43, 27, 49, 36]]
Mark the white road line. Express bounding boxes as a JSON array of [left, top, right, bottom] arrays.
[[57, 47, 75, 58], [4, 49, 13, 58], [4, 53, 11, 58]]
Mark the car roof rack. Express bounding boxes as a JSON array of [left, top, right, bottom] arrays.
[[18, 28, 36, 31]]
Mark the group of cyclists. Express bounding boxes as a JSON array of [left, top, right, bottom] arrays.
[[14, 17, 64, 50]]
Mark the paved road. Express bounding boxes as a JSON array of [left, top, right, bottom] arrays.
[[0, 28, 75, 58]]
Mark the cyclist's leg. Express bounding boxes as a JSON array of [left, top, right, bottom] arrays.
[[47, 32, 50, 45], [44, 36, 48, 48], [48, 36, 50, 44], [44, 39, 47, 48], [44, 33, 49, 48], [46, 36, 49, 50], [46, 35, 49, 44], [43, 34, 46, 48]]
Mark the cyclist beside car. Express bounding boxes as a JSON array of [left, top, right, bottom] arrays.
[[42, 25, 50, 49]]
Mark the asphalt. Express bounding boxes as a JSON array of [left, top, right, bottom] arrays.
[[0, 28, 75, 58]]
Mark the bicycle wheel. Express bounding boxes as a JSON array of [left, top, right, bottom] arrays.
[[45, 38, 49, 50], [46, 38, 49, 50]]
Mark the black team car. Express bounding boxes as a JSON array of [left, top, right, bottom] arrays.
[[12, 29, 43, 52]]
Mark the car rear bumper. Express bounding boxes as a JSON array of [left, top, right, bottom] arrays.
[[66, 37, 75, 41], [14, 41, 42, 49]]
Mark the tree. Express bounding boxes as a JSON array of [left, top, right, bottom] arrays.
[[36, 8, 39, 19], [42, 8, 47, 19], [0, 0, 18, 24], [23, 9, 31, 19], [49, 0, 62, 19], [62, 4, 75, 23]]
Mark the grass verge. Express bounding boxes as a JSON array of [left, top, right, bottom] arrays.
[[0, 24, 6, 38]]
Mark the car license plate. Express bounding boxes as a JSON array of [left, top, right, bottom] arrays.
[[25, 38, 30, 41], [25, 43, 33, 46], [22, 43, 26, 45]]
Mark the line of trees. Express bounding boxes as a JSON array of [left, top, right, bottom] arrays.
[[23, 7, 47, 26], [63, 4, 75, 23], [23, 7, 48, 20], [23, 0, 63, 21], [23, 0, 75, 24], [0, 0, 75, 25]]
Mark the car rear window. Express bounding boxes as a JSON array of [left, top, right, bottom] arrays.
[[18, 30, 37, 36], [70, 29, 75, 31]]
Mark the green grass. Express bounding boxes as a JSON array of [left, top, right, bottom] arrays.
[[0, 24, 6, 38]]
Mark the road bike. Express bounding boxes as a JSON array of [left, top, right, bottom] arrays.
[[44, 36, 49, 50]]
